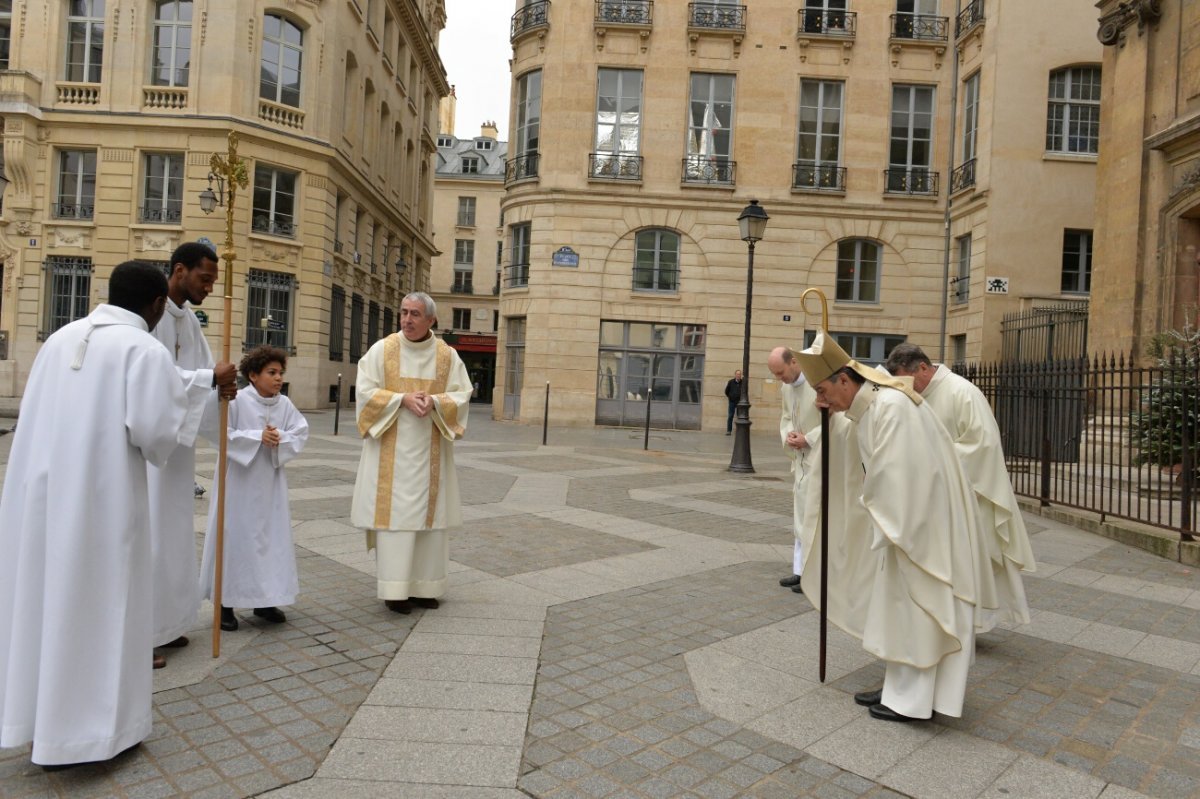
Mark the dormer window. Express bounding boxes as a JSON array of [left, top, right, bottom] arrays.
[[461, 156, 480, 174], [474, 139, 494, 151], [437, 135, 453, 148]]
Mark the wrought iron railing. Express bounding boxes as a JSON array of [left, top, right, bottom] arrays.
[[1001, 301, 1089, 364], [334, 239, 344, 254], [688, 2, 745, 32], [589, 153, 643, 180], [504, 263, 530, 288], [891, 12, 949, 41], [52, 202, 94, 220], [595, 0, 652, 25], [251, 216, 296, 238], [883, 168, 938, 195], [959, 352, 1200, 541], [632, 267, 679, 293], [511, 0, 550, 41], [139, 206, 183, 224], [950, 274, 969, 305], [950, 159, 976, 193], [792, 163, 846, 191], [955, 0, 984, 37], [796, 8, 856, 38], [505, 152, 540, 184], [451, 282, 474, 294], [682, 155, 735, 185]]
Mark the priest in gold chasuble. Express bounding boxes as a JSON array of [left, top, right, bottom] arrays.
[[351, 293, 471, 612]]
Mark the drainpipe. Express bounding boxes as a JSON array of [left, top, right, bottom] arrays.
[[938, 0, 964, 363]]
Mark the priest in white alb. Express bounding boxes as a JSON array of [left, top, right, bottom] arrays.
[[797, 331, 997, 722], [147, 242, 237, 664], [885, 344, 1034, 630], [0, 262, 188, 766], [352, 292, 471, 614]]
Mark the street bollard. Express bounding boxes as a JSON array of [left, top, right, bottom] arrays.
[[542, 381, 550, 446], [333, 373, 342, 436], [644, 379, 652, 451]]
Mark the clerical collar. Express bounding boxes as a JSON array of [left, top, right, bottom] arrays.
[[164, 298, 190, 317], [250, 387, 281, 406], [844, 382, 881, 423], [790, 374, 807, 387]]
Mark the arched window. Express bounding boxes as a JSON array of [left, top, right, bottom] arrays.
[[261, 13, 303, 107], [1047, 66, 1100, 155], [151, 0, 191, 86], [836, 239, 881, 303], [633, 229, 680, 293]]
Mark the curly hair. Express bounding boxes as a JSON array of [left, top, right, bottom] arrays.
[[239, 345, 288, 380]]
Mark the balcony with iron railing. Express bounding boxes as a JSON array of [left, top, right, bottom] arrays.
[[956, 0, 984, 38], [511, 0, 550, 42], [504, 263, 530, 289], [589, 153, 643, 181], [792, 163, 847, 192], [950, 159, 976, 194], [139, 205, 183, 224], [505, 152, 540, 185], [52, 202, 94, 220], [251, 216, 297, 238], [681, 155, 734, 186], [890, 12, 949, 42], [688, 2, 745, 32], [451, 282, 475, 294], [795, 8, 856, 39], [595, 0, 652, 27], [883, 168, 939, 196]]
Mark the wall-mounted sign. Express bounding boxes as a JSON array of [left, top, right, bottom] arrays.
[[783, 314, 791, 322], [193, 310, 209, 327], [986, 277, 1010, 294], [551, 246, 579, 268]]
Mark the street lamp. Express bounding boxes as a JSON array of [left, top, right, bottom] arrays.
[[198, 172, 226, 215], [729, 199, 769, 474]]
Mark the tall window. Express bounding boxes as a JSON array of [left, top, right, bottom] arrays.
[[457, 196, 476, 227], [503, 316, 526, 419], [42, 257, 92, 338], [685, 72, 734, 183], [454, 239, 475, 266], [508, 222, 531, 288], [801, 0, 847, 33], [383, 307, 394, 336], [894, 0, 939, 38], [252, 165, 297, 237], [260, 14, 303, 107], [453, 268, 474, 293], [367, 301, 380, 345], [452, 308, 471, 330], [141, 152, 183, 223], [65, 0, 105, 82], [954, 234, 971, 304], [55, 150, 96, 219], [961, 71, 979, 162], [594, 68, 643, 175], [329, 285, 345, 361], [349, 293, 364, 360], [151, 0, 191, 87], [633, 229, 680, 293], [888, 84, 935, 193], [951, 335, 966, 365], [513, 70, 541, 179], [0, 0, 13, 69], [245, 269, 295, 350], [796, 79, 844, 190], [1061, 229, 1092, 294], [1047, 66, 1101, 155], [836, 239, 881, 303]]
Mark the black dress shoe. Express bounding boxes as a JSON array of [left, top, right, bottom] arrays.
[[869, 703, 930, 722], [854, 688, 883, 707], [384, 599, 412, 614], [220, 606, 238, 631], [161, 635, 189, 648], [791, 582, 804, 594], [253, 606, 287, 624], [411, 597, 439, 609], [779, 574, 801, 588]]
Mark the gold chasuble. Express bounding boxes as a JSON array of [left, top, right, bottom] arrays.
[[351, 333, 471, 542]]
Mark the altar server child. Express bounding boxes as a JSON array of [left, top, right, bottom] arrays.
[[200, 345, 309, 631]]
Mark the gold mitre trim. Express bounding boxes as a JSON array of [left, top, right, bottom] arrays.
[[796, 330, 923, 405]]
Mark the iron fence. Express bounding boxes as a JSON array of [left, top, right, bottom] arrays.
[[1000, 300, 1088, 363], [959, 353, 1200, 541]]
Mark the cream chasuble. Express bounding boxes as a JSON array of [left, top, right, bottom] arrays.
[[780, 376, 821, 573], [922, 365, 1034, 629], [352, 334, 471, 599]]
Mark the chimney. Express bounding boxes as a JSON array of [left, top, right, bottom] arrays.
[[480, 120, 498, 140], [438, 86, 457, 136]]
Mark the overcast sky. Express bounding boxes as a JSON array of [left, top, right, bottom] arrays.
[[438, 0, 513, 141]]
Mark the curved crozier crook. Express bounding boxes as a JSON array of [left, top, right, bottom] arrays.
[[800, 287, 830, 331]]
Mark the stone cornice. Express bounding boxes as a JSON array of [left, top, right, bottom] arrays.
[[1097, 0, 1162, 46]]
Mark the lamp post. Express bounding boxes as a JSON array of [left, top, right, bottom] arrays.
[[729, 199, 769, 474], [198, 132, 248, 657]]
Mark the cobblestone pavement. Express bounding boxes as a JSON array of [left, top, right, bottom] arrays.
[[2, 408, 1199, 798]]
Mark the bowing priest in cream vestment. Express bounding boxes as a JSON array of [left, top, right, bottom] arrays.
[[885, 344, 1034, 631], [798, 331, 997, 723], [352, 292, 471, 613]]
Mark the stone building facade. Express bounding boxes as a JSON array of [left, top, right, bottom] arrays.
[[0, 0, 449, 408], [1090, 0, 1200, 358], [495, 0, 1101, 430]]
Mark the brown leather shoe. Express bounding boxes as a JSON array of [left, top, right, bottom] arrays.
[[152, 653, 166, 669], [384, 599, 412, 614], [411, 597, 439, 610]]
